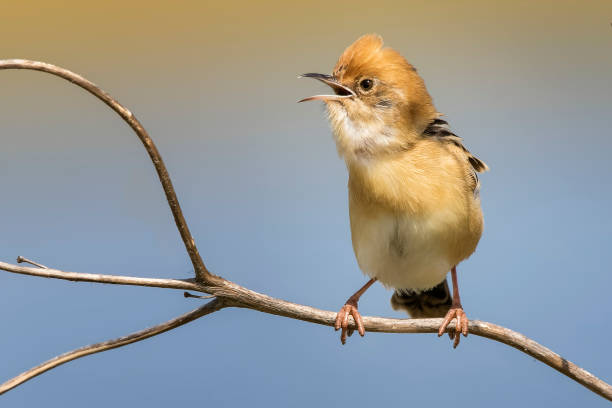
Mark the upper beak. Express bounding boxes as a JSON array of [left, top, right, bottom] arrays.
[[298, 73, 355, 102]]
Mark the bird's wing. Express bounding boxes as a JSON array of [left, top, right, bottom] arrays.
[[422, 118, 488, 195]]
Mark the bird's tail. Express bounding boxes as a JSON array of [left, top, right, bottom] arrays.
[[390, 280, 452, 318]]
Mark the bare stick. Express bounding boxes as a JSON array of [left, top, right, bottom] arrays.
[[16, 256, 47, 269], [0, 59, 214, 284], [0, 261, 205, 292], [0, 298, 226, 395], [184, 292, 216, 299], [0, 260, 610, 401], [217, 283, 612, 401]]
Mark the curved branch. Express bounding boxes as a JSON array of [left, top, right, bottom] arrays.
[[1, 59, 610, 402], [0, 298, 226, 395], [0, 59, 215, 284], [1, 261, 610, 401], [211, 283, 612, 401]]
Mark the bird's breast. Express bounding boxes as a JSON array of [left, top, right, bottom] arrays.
[[346, 143, 483, 290], [350, 208, 463, 290]]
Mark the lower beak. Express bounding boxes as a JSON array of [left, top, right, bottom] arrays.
[[298, 73, 355, 102]]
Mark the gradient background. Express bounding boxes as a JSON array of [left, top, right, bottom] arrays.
[[1, 1, 611, 406]]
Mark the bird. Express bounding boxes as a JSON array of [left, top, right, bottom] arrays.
[[299, 34, 488, 348]]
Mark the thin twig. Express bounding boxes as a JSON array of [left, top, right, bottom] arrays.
[[0, 298, 226, 395], [0, 261, 206, 292], [0, 59, 214, 284], [184, 292, 216, 299], [16, 256, 47, 269]]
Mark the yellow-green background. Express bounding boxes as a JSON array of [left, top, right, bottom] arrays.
[[1, 1, 611, 406]]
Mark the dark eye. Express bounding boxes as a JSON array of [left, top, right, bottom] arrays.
[[359, 79, 373, 91]]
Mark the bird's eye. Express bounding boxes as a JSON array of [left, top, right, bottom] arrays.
[[359, 79, 373, 91]]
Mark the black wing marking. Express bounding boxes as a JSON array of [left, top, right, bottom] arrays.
[[422, 118, 489, 196]]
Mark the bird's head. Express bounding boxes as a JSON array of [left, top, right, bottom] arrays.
[[300, 34, 437, 163]]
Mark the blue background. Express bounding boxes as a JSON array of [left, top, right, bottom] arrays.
[[1, 1, 611, 406]]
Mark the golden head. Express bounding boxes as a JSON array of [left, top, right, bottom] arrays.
[[300, 34, 437, 163]]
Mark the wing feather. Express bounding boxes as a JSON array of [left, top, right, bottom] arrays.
[[422, 118, 488, 196]]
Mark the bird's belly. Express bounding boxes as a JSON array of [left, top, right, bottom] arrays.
[[352, 212, 456, 290]]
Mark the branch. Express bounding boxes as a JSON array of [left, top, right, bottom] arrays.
[[0, 298, 226, 395], [0, 260, 204, 292], [1, 59, 611, 402], [1, 260, 611, 401], [0, 59, 214, 284]]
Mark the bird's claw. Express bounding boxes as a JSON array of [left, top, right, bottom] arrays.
[[334, 301, 365, 345], [438, 307, 469, 348]]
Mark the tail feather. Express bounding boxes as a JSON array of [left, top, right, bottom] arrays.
[[391, 280, 452, 318]]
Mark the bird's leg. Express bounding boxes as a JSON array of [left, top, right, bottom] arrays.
[[438, 266, 469, 348], [334, 278, 376, 345]]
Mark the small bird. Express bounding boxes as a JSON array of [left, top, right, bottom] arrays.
[[299, 34, 488, 348]]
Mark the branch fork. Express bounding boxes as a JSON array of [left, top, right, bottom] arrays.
[[0, 59, 610, 402]]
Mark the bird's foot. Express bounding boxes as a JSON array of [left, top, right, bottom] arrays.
[[334, 298, 365, 345], [437, 307, 469, 348]]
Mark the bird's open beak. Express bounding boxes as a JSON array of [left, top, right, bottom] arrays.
[[298, 73, 355, 102]]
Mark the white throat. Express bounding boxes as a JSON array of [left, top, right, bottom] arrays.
[[326, 101, 401, 165]]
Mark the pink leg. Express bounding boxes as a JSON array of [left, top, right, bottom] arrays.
[[334, 278, 376, 345], [437, 266, 469, 348]]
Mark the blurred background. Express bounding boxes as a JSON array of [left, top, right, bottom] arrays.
[[1, 1, 611, 406]]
